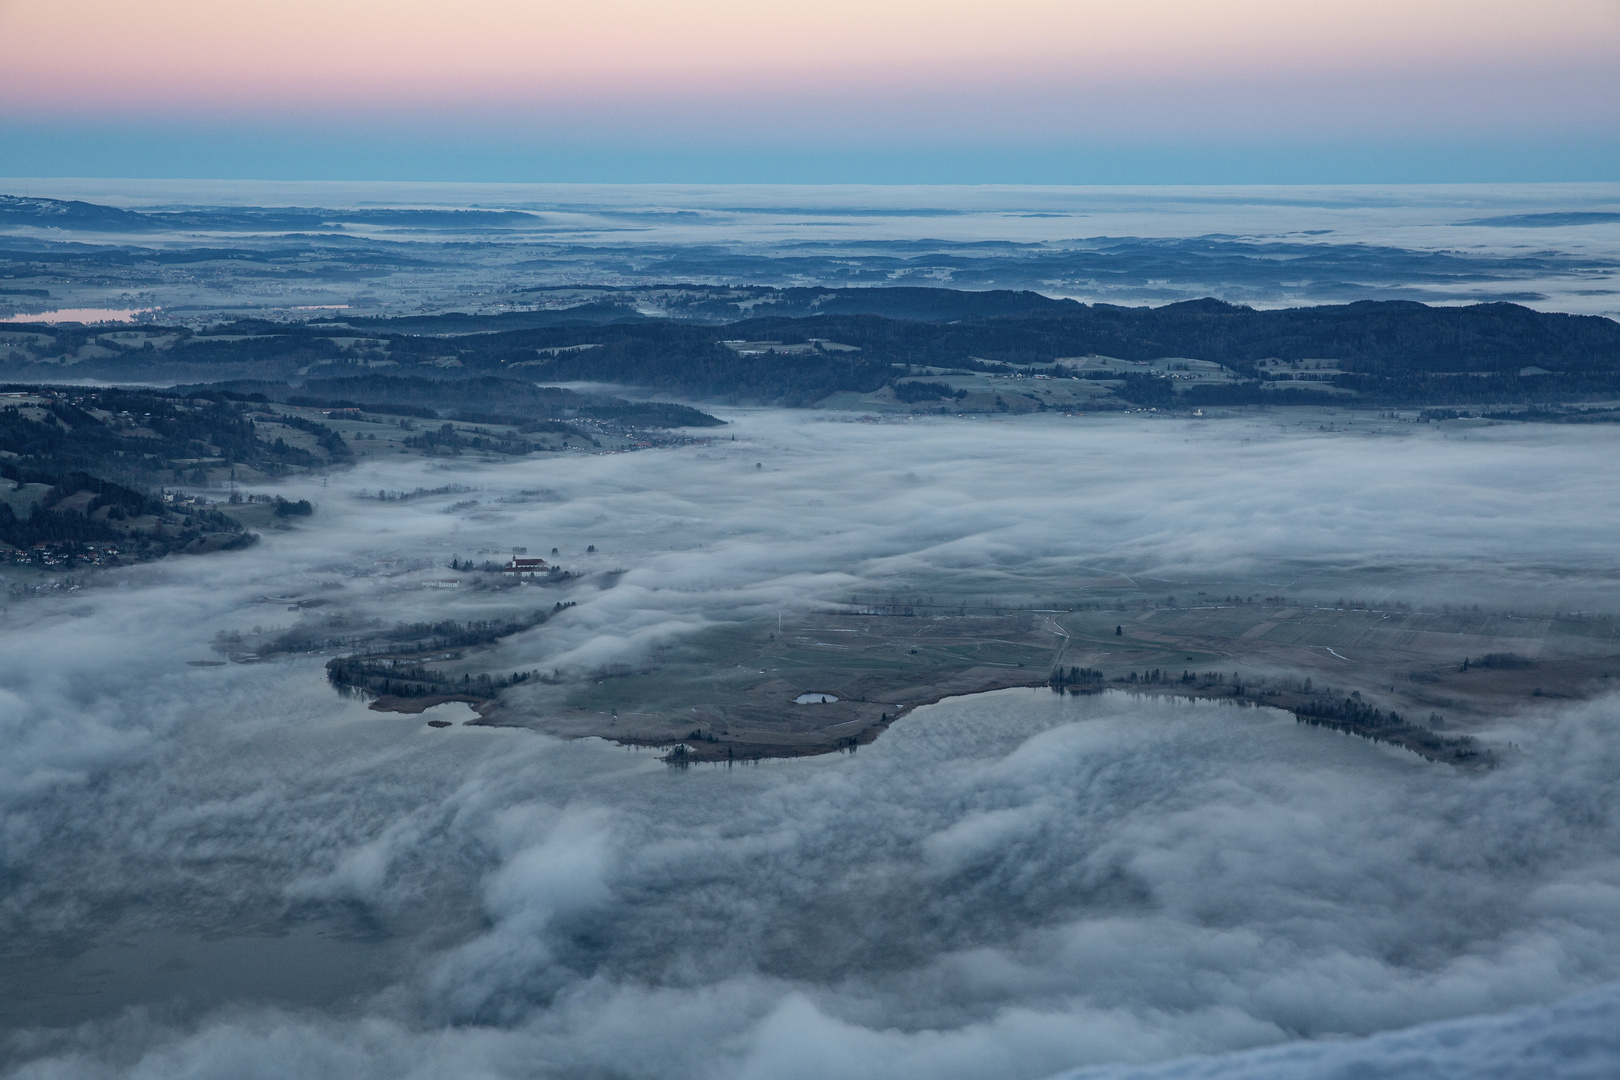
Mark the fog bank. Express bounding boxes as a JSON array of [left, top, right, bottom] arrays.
[[4, 411, 1620, 1077]]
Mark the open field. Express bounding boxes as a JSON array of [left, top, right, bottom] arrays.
[[128, 404, 1618, 768], [406, 597, 1620, 765], [488, 610, 1062, 759]]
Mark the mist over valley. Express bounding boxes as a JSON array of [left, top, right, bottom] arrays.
[[2, 183, 1620, 1079]]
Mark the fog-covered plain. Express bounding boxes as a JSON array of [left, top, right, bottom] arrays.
[[3, 410, 1620, 1078], [2, 181, 1617, 320]]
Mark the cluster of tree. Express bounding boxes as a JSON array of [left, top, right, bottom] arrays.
[[1477, 406, 1620, 424], [1051, 660, 1493, 766], [0, 499, 122, 550], [196, 374, 722, 429], [359, 485, 476, 502], [0, 386, 352, 488], [1294, 692, 1405, 729], [163, 333, 347, 373], [0, 460, 252, 561], [37, 468, 154, 517], [1461, 652, 1536, 670], [892, 380, 967, 403], [1048, 666, 1105, 690], [238, 604, 571, 661], [319, 602, 584, 698], [369, 610, 555, 651], [269, 413, 349, 458], [403, 422, 534, 456], [1, 388, 255, 484], [273, 497, 313, 517], [574, 401, 723, 427], [1292, 693, 1489, 765], [324, 659, 544, 700], [1112, 668, 1220, 687], [289, 397, 438, 418]]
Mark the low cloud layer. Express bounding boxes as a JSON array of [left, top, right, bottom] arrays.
[[4, 411, 1620, 1077], [1055, 980, 1620, 1080]]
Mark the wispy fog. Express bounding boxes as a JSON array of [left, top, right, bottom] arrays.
[[4, 411, 1620, 1077]]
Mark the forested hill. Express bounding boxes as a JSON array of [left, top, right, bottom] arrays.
[[355, 295, 1620, 403], [910, 298, 1620, 374], [4, 290, 1619, 407], [183, 374, 723, 429]]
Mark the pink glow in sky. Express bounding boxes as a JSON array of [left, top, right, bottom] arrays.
[[2, 0, 1617, 144]]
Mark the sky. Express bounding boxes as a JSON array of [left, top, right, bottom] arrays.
[[1, 0, 1618, 183]]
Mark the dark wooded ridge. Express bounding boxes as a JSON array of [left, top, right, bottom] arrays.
[[8, 290, 1616, 407]]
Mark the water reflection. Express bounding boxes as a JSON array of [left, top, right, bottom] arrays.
[[1, 307, 158, 324]]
